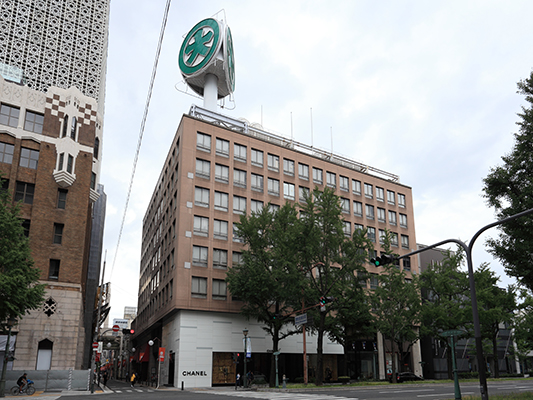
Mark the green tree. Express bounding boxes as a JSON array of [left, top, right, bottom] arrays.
[[512, 290, 533, 372], [299, 187, 370, 385], [418, 248, 470, 379], [225, 202, 303, 387], [370, 230, 421, 383], [474, 264, 516, 378], [0, 177, 45, 332], [483, 70, 533, 291]]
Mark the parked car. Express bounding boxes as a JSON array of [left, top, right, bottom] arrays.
[[396, 372, 424, 383]]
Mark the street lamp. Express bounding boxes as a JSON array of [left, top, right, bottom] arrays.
[[148, 339, 161, 389], [0, 317, 17, 397], [242, 329, 248, 388]]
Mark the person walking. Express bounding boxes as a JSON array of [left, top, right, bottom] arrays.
[[130, 372, 136, 388]]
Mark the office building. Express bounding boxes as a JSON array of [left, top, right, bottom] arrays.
[[0, 0, 109, 370], [132, 105, 421, 387]]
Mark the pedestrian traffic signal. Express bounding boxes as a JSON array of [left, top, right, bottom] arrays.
[[370, 254, 395, 267]]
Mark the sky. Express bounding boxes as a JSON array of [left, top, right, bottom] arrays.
[[101, 0, 533, 324]]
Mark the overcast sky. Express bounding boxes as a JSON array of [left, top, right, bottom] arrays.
[[101, 0, 533, 324]]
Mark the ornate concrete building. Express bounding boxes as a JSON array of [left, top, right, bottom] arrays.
[[0, 0, 109, 371]]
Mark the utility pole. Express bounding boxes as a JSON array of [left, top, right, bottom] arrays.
[[91, 252, 106, 393]]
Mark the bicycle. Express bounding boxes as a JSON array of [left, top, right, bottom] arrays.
[[10, 379, 35, 395]]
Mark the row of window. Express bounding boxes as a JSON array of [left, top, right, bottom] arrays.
[[192, 246, 243, 269], [191, 276, 227, 300], [196, 132, 407, 207], [2, 180, 69, 209], [1, 103, 44, 134], [0, 142, 39, 169]]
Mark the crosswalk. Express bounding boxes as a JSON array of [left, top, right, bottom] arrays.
[[193, 390, 356, 400], [112, 388, 155, 393]]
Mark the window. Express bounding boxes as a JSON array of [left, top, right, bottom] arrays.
[[193, 216, 209, 236], [216, 138, 229, 157], [401, 234, 409, 249], [343, 221, 351, 237], [269, 203, 280, 213], [53, 223, 64, 244], [352, 179, 361, 195], [251, 149, 263, 167], [326, 172, 336, 188], [232, 251, 243, 267], [233, 222, 244, 242], [19, 148, 39, 169], [251, 173, 263, 192], [213, 219, 228, 240], [389, 211, 397, 226], [376, 187, 384, 202], [365, 204, 374, 220], [340, 176, 349, 191], [70, 117, 77, 140], [0, 103, 19, 127], [24, 110, 44, 134], [391, 232, 399, 247], [233, 169, 246, 188], [214, 191, 229, 211], [57, 189, 67, 209], [403, 257, 411, 271], [197, 132, 211, 152], [364, 183, 373, 198], [358, 272, 368, 288], [49, 259, 60, 280], [191, 277, 207, 298], [398, 193, 406, 208], [22, 219, 30, 237], [298, 163, 309, 180], [387, 190, 396, 205], [212, 279, 227, 300], [267, 154, 279, 172], [213, 249, 228, 269], [233, 195, 246, 214], [62, 115, 69, 137], [399, 213, 407, 228], [299, 186, 310, 203], [367, 227, 376, 242], [341, 198, 350, 214], [354, 223, 364, 232], [283, 159, 295, 176], [14, 181, 35, 204], [94, 137, 99, 159], [58, 153, 64, 170], [313, 167, 323, 184], [377, 207, 386, 222], [234, 143, 247, 162], [353, 201, 363, 216], [0, 142, 14, 164], [251, 200, 263, 214], [283, 182, 295, 200], [194, 187, 209, 207], [370, 273, 379, 289], [66, 154, 73, 173], [215, 164, 229, 183], [196, 159, 210, 179], [0, 178, 9, 192], [379, 229, 386, 244], [192, 245, 208, 267], [91, 172, 96, 190], [268, 178, 280, 196]]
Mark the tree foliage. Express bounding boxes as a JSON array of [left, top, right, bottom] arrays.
[[483, 70, 533, 290], [369, 230, 421, 383], [0, 177, 45, 331]]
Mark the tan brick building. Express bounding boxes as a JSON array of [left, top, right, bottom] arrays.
[[132, 106, 421, 387]]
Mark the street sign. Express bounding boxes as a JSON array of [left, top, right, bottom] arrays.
[[441, 329, 465, 337], [112, 324, 120, 332], [295, 313, 307, 326], [159, 347, 166, 362], [92, 342, 98, 349]]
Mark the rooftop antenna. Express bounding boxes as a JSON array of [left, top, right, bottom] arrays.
[[330, 126, 333, 156], [310, 107, 314, 148], [261, 105, 263, 127], [291, 112, 293, 141]]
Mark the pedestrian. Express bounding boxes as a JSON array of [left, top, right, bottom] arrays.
[[103, 370, 108, 386], [236, 373, 241, 387], [130, 372, 136, 388]]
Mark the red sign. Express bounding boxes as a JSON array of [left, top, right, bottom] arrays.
[[159, 347, 166, 362], [112, 324, 120, 332], [129, 356, 133, 363], [92, 342, 98, 349]]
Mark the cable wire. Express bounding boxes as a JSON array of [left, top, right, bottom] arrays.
[[110, 0, 172, 278]]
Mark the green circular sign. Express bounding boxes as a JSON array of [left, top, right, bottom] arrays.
[[179, 18, 221, 75], [225, 26, 235, 92]]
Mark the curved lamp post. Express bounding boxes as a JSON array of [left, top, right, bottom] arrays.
[[242, 329, 248, 388], [148, 338, 161, 389]]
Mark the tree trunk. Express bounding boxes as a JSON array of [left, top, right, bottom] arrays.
[[492, 333, 500, 379], [314, 312, 325, 385]]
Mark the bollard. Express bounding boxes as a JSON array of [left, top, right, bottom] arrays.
[[282, 374, 286, 389], [181, 381, 184, 391]]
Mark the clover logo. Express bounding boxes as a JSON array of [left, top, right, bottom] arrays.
[[179, 18, 220, 75]]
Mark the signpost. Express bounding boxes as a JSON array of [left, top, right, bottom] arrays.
[[441, 330, 465, 400], [112, 325, 119, 333], [295, 313, 307, 326]]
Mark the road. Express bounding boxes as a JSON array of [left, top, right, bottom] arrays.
[[20, 378, 533, 400]]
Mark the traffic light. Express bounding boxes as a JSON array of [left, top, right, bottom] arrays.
[[370, 254, 395, 267], [319, 296, 335, 305], [122, 328, 135, 335], [233, 352, 240, 363]]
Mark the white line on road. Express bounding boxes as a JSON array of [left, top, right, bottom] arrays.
[[416, 392, 474, 397]]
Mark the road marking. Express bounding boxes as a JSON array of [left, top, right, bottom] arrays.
[[379, 389, 435, 393], [194, 391, 356, 400], [416, 393, 474, 397]]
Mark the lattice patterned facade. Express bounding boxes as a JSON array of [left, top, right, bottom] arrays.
[[0, 0, 109, 110]]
